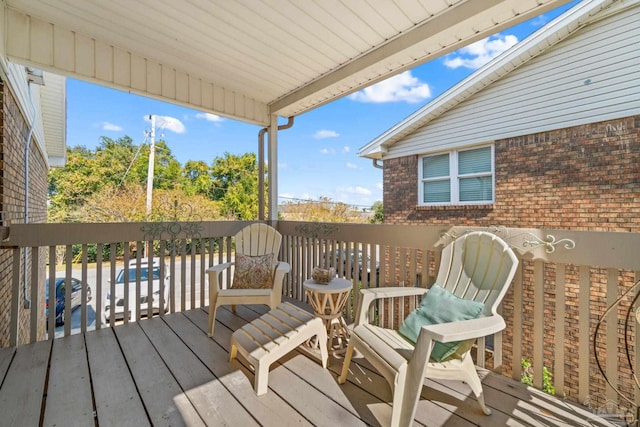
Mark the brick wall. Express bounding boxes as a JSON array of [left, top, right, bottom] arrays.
[[385, 115, 640, 231], [383, 115, 640, 404], [0, 80, 49, 347]]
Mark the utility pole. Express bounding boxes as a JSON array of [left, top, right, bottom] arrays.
[[145, 115, 156, 257], [146, 114, 156, 219]]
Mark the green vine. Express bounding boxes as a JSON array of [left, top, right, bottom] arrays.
[[521, 358, 556, 395]]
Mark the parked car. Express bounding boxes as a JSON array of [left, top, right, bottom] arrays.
[[328, 249, 379, 284], [46, 277, 92, 327], [105, 259, 169, 322]]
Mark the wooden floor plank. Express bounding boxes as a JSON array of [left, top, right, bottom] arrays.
[[0, 340, 51, 427], [43, 334, 95, 427], [242, 304, 499, 427], [328, 343, 477, 427], [138, 316, 259, 426], [285, 348, 398, 427], [0, 304, 620, 427], [85, 327, 151, 427], [113, 321, 205, 427], [481, 370, 616, 427], [214, 305, 369, 427], [173, 309, 313, 427]]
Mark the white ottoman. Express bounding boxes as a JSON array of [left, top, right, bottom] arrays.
[[229, 302, 328, 395]]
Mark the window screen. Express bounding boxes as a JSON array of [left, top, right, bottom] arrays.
[[458, 146, 492, 202], [419, 145, 493, 205]]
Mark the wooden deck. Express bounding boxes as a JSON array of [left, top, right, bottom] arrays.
[[0, 303, 616, 427]]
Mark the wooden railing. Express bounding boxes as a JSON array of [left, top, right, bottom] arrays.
[[2, 220, 640, 414]]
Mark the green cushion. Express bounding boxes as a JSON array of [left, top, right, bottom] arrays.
[[399, 284, 485, 362]]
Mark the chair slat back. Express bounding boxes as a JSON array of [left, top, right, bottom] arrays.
[[435, 231, 518, 316], [235, 224, 282, 265]]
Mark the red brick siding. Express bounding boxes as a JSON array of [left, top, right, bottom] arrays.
[[385, 115, 640, 231], [383, 115, 640, 406], [0, 80, 49, 347]]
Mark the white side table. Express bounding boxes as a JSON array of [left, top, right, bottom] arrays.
[[303, 278, 352, 353]]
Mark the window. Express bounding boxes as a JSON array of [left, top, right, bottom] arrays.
[[419, 145, 494, 205]]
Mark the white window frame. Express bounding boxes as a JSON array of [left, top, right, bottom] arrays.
[[418, 145, 495, 206]]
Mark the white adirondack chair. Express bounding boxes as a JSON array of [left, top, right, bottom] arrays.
[[207, 223, 290, 337], [338, 231, 519, 427]]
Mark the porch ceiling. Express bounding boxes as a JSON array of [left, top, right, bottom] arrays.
[[4, 0, 570, 126]]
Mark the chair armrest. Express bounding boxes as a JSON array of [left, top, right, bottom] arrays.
[[272, 261, 291, 296], [275, 261, 291, 274], [356, 286, 427, 326], [418, 315, 506, 343], [207, 262, 233, 273], [206, 262, 234, 291]]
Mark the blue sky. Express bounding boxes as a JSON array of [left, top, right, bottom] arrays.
[[66, 1, 578, 210]]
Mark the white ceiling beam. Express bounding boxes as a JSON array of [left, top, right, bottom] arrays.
[[270, 0, 571, 116]]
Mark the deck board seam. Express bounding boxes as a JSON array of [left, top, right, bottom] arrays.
[[38, 340, 54, 427], [81, 332, 99, 425], [110, 324, 155, 426]]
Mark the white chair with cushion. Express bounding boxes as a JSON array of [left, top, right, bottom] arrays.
[[207, 223, 290, 337], [338, 231, 519, 427]]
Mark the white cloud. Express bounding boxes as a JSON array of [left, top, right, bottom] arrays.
[[443, 34, 519, 70], [320, 147, 335, 155], [278, 162, 288, 169], [346, 162, 359, 170], [530, 14, 549, 28], [314, 129, 339, 139], [339, 186, 372, 196], [376, 182, 383, 190], [196, 112, 224, 123], [145, 115, 186, 134], [342, 146, 350, 153], [348, 71, 431, 104], [102, 122, 123, 131]]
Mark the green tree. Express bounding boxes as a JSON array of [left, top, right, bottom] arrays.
[[48, 136, 184, 222], [182, 160, 213, 197], [210, 152, 260, 220], [93, 135, 142, 185], [48, 145, 108, 221], [369, 201, 383, 224], [49, 141, 263, 223]]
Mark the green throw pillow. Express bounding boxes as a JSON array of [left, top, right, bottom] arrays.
[[398, 284, 485, 362]]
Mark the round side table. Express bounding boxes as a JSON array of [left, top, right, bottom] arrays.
[[303, 278, 352, 353]]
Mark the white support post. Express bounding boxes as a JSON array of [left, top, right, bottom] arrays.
[[267, 115, 278, 221]]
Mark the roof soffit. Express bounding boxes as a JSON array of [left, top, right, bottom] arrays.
[[4, 0, 572, 125]]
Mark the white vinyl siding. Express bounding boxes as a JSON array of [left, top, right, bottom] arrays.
[[5, 9, 270, 126], [419, 145, 494, 206], [40, 73, 67, 167], [385, 4, 640, 160]]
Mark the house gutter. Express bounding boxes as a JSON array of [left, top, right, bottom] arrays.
[[258, 116, 294, 220], [372, 159, 383, 169], [22, 71, 41, 309]]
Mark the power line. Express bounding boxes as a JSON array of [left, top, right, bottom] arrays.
[[119, 134, 149, 187], [278, 195, 374, 210]]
